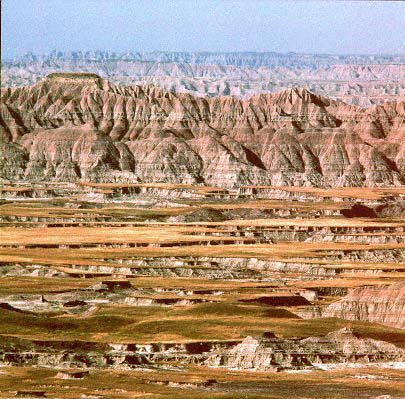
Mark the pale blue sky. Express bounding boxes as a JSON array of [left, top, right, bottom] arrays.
[[2, 0, 404, 58]]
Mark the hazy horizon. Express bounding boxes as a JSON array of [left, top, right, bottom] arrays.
[[2, 0, 405, 59], [5, 49, 405, 60]]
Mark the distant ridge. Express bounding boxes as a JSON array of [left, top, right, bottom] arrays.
[[10, 50, 405, 65], [3, 51, 403, 107]]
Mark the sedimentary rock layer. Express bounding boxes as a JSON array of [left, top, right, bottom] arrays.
[[205, 328, 405, 370], [1, 329, 403, 371], [1, 73, 404, 186], [323, 283, 405, 328]]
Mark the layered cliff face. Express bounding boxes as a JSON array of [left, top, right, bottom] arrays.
[[1, 73, 404, 186], [1, 328, 403, 371], [323, 283, 405, 329], [205, 328, 405, 370]]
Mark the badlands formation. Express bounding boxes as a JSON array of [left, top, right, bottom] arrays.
[[1, 72, 404, 187], [2, 51, 405, 106], [0, 67, 404, 398]]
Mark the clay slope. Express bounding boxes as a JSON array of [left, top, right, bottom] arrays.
[[323, 283, 405, 329], [1, 73, 404, 187]]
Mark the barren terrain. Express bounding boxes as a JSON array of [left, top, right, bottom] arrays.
[[1, 73, 404, 187], [0, 62, 404, 397]]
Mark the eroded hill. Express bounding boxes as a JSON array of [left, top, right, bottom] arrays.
[[1, 73, 404, 187]]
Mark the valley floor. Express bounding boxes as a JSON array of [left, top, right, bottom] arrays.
[[0, 183, 404, 398]]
